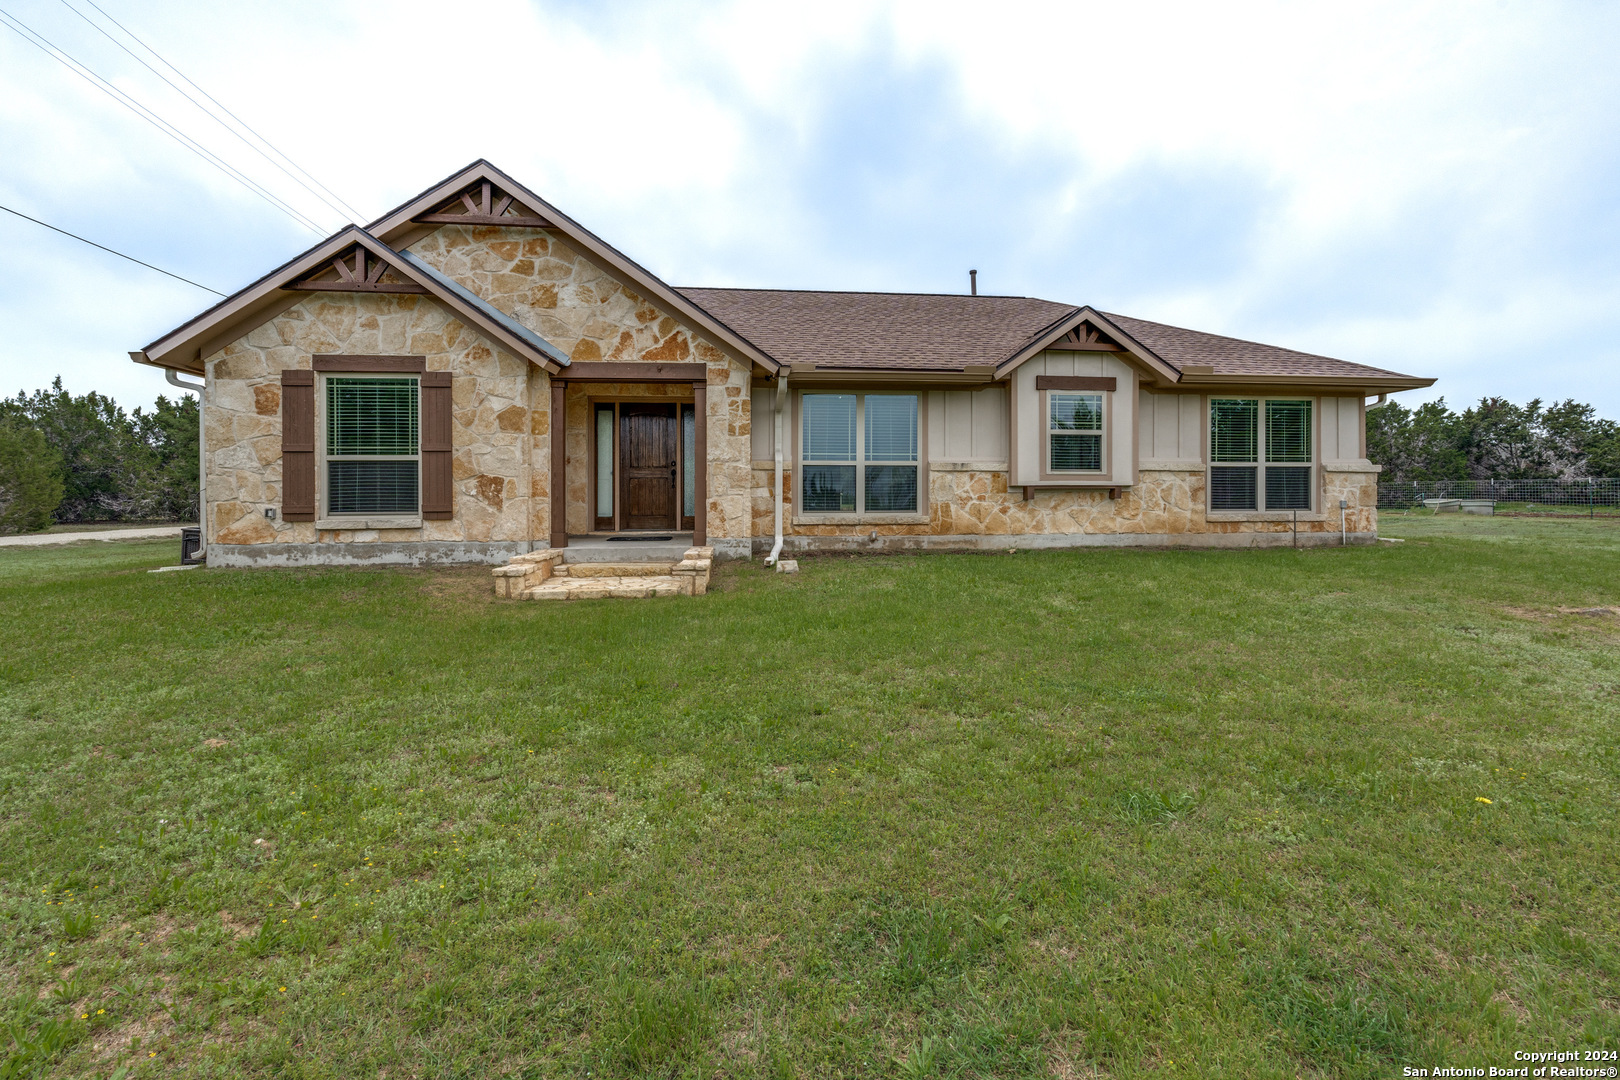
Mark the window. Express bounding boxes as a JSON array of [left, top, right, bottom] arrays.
[[325, 376, 419, 515], [1209, 398, 1313, 511], [800, 392, 919, 515], [1048, 392, 1104, 472]]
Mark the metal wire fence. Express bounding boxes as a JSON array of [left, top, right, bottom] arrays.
[[1377, 478, 1620, 517]]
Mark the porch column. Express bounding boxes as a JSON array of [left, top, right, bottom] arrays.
[[549, 379, 567, 548], [692, 380, 707, 546]]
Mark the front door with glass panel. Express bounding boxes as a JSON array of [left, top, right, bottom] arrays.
[[620, 404, 677, 530]]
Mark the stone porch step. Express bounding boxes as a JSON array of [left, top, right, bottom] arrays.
[[553, 562, 676, 578], [525, 575, 688, 600], [492, 546, 713, 600]]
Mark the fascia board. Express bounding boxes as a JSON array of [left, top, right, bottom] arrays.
[[367, 160, 781, 374], [141, 228, 365, 367], [1175, 374, 1438, 392], [139, 225, 568, 375]]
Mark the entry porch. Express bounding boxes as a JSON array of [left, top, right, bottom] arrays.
[[548, 363, 710, 549]]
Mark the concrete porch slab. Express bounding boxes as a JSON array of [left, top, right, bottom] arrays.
[[561, 533, 694, 563]]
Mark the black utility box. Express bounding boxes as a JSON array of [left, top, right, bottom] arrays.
[[180, 527, 203, 565]]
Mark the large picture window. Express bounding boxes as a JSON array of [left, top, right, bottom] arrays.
[[1048, 392, 1105, 473], [800, 392, 919, 515], [1209, 398, 1313, 511], [325, 376, 419, 515]]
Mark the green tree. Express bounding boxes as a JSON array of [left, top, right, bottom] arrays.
[[0, 377, 155, 522], [0, 419, 64, 534], [133, 393, 199, 521]]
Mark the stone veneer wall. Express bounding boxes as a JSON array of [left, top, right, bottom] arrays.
[[749, 465, 1380, 550], [405, 227, 751, 552], [203, 293, 531, 555]]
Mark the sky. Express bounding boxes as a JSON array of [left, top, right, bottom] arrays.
[[1, 0, 1618, 415]]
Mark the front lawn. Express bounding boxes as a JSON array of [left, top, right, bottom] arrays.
[[0, 521, 1615, 1078]]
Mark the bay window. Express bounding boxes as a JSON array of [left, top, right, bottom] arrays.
[[1208, 398, 1313, 511], [800, 392, 920, 515]]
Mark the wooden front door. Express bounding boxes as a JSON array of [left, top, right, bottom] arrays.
[[620, 404, 677, 529]]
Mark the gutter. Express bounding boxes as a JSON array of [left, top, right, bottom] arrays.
[[1366, 393, 1389, 410], [162, 364, 207, 559], [764, 372, 789, 567]]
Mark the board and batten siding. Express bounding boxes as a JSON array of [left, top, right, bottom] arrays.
[[1010, 351, 1137, 487], [926, 386, 1007, 466], [1319, 396, 1367, 462], [1136, 391, 1203, 467]]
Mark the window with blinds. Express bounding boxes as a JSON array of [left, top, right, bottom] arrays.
[[1048, 393, 1104, 472], [325, 377, 420, 515], [800, 392, 919, 515], [1208, 397, 1313, 511]]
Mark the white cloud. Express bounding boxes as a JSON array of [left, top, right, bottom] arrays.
[[1, 0, 1617, 411]]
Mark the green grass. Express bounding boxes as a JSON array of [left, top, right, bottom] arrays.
[[0, 520, 1616, 1079]]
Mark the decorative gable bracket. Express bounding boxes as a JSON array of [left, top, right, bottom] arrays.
[[413, 179, 553, 229], [1046, 321, 1122, 352], [284, 245, 428, 295]]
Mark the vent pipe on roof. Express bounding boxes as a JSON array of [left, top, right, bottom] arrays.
[[969, 269, 977, 296]]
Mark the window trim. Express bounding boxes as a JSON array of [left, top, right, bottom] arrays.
[[1040, 389, 1111, 481], [315, 371, 423, 529], [1204, 395, 1321, 519], [793, 389, 929, 524]]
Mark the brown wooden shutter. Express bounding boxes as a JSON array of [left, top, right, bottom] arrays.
[[281, 370, 316, 521], [421, 372, 453, 519]]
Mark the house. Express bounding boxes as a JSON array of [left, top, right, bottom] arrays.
[[131, 160, 1433, 583]]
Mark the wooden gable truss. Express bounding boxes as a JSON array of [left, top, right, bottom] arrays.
[[1045, 321, 1122, 351], [412, 179, 554, 229], [284, 244, 428, 295]]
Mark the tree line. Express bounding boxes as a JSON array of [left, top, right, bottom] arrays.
[[0, 377, 198, 534], [1366, 396, 1620, 483]]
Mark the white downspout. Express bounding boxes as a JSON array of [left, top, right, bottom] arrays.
[[166, 368, 206, 556], [764, 372, 789, 566]]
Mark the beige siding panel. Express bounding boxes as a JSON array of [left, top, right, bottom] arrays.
[[1340, 397, 1362, 458], [926, 391, 946, 460], [927, 386, 1008, 464], [945, 389, 974, 459], [1180, 395, 1202, 460], [1139, 390, 1202, 462], [971, 386, 1007, 460], [1320, 395, 1341, 461], [751, 387, 775, 461]]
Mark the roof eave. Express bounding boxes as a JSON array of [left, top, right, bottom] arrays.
[[1173, 374, 1436, 392], [135, 225, 569, 375]]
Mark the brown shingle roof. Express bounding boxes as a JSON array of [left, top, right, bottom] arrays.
[[676, 287, 1431, 387], [677, 288, 1075, 371], [1099, 312, 1415, 381]]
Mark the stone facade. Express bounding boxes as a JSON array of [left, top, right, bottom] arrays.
[[405, 227, 751, 548], [749, 465, 1380, 551], [201, 224, 754, 562], [204, 293, 532, 552]]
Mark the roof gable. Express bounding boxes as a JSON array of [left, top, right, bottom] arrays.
[[367, 160, 780, 373], [135, 227, 569, 374]]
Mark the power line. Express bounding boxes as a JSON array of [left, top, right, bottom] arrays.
[[57, 0, 359, 226], [81, 0, 366, 223], [0, 202, 225, 295], [0, 7, 326, 235]]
